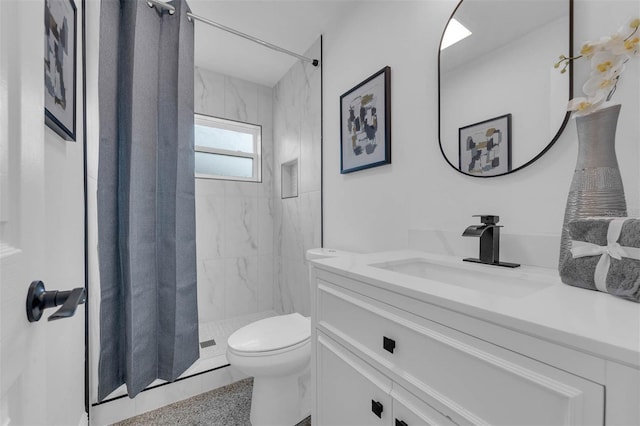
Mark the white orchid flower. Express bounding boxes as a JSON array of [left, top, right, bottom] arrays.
[[624, 18, 640, 56], [604, 33, 639, 57], [615, 33, 640, 57], [590, 51, 627, 76], [623, 36, 640, 56], [567, 94, 606, 117], [606, 18, 640, 56], [580, 36, 612, 58], [557, 17, 639, 116], [602, 33, 626, 54], [619, 17, 640, 37], [582, 75, 615, 99]]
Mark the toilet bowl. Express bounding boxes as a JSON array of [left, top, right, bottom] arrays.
[[227, 313, 311, 426], [227, 248, 350, 425]]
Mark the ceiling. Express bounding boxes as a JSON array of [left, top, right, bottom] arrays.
[[188, 1, 357, 87]]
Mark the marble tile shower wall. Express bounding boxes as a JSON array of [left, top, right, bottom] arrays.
[[194, 36, 321, 321], [194, 67, 275, 323], [273, 38, 322, 316]]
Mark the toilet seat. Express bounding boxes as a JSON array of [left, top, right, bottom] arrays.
[[228, 337, 310, 358], [227, 313, 310, 354]]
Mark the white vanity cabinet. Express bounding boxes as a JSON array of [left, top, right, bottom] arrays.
[[316, 333, 393, 426], [310, 253, 640, 426], [317, 331, 452, 426]]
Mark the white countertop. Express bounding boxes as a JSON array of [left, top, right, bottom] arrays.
[[310, 250, 640, 368]]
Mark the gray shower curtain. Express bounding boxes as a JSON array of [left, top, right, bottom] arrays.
[[97, 0, 199, 400]]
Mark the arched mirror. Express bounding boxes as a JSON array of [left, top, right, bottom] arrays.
[[438, 0, 573, 177]]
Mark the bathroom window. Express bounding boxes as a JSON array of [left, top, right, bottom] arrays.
[[194, 114, 262, 182]]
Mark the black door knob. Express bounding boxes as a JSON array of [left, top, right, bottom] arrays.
[[371, 400, 384, 418], [26, 280, 86, 322], [383, 336, 396, 353]]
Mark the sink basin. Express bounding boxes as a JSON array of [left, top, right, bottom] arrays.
[[370, 258, 553, 298]]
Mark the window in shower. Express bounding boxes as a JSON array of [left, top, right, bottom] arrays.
[[194, 114, 262, 182]]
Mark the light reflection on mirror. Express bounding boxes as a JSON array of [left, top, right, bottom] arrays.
[[438, 0, 572, 178], [441, 18, 472, 50]]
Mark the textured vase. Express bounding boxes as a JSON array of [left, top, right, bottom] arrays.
[[558, 104, 627, 270]]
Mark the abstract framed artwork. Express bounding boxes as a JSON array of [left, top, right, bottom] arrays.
[[44, 0, 77, 141], [459, 114, 511, 176], [340, 66, 391, 174]]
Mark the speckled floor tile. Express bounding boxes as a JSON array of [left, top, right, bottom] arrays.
[[114, 378, 252, 426], [113, 378, 311, 426]]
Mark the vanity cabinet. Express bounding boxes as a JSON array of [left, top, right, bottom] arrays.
[[317, 333, 393, 426], [317, 331, 452, 426], [309, 260, 640, 426]]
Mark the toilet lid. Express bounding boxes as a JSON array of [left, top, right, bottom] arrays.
[[227, 313, 310, 353]]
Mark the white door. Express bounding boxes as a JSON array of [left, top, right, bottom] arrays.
[[0, 1, 86, 425]]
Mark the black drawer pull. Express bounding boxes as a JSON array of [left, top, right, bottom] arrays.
[[371, 400, 384, 418], [383, 336, 396, 353], [395, 420, 408, 426]]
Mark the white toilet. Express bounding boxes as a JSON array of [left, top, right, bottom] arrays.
[[227, 313, 310, 425], [227, 248, 348, 426]]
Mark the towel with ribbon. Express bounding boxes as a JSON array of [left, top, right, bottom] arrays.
[[560, 217, 640, 303]]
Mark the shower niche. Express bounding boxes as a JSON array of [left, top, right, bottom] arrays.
[[281, 158, 299, 199]]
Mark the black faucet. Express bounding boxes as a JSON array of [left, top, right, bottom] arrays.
[[462, 215, 520, 268]]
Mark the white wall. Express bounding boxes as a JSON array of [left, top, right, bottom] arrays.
[[323, 0, 640, 259], [273, 38, 322, 316], [194, 67, 276, 323]]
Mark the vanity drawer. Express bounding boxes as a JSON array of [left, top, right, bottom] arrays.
[[392, 382, 455, 426], [317, 332, 392, 426], [317, 280, 605, 425]]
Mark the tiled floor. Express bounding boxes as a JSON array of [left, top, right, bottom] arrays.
[[113, 378, 311, 426]]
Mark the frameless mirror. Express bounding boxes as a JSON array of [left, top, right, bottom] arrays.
[[438, 0, 573, 177]]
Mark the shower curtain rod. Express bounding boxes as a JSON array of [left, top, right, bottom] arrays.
[[146, 0, 320, 66]]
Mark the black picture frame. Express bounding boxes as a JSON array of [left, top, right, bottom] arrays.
[[44, 0, 77, 142], [458, 113, 511, 176], [340, 66, 391, 174]]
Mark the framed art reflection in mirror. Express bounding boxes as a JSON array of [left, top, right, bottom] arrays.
[[459, 113, 511, 176]]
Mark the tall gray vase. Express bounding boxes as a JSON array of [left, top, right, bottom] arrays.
[[558, 104, 627, 270]]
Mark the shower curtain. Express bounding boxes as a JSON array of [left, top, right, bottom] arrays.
[[97, 0, 199, 400]]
